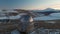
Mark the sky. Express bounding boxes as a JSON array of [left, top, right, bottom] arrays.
[[0, 0, 60, 10]]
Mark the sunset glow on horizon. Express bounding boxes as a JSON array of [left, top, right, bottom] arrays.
[[0, 0, 60, 10]]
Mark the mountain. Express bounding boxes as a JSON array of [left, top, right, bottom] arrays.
[[32, 8, 60, 13], [43, 8, 55, 11]]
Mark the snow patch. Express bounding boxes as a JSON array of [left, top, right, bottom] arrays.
[[11, 29, 20, 34], [33, 16, 60, 21], [50, 13, 60, 18]]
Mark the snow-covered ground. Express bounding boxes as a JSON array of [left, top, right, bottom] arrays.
[[0, 12, 60, 22], [6, 28, 60, 34], [50, 13, 60, 18], [29, 27, 60, 34], [0, 15, 21, 20], [11, 29, 20, 34], [33, 13, 60, 21], [0, 11, 60, 34], [0, 10, 20, 19], [9, 15, 21, 19]]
